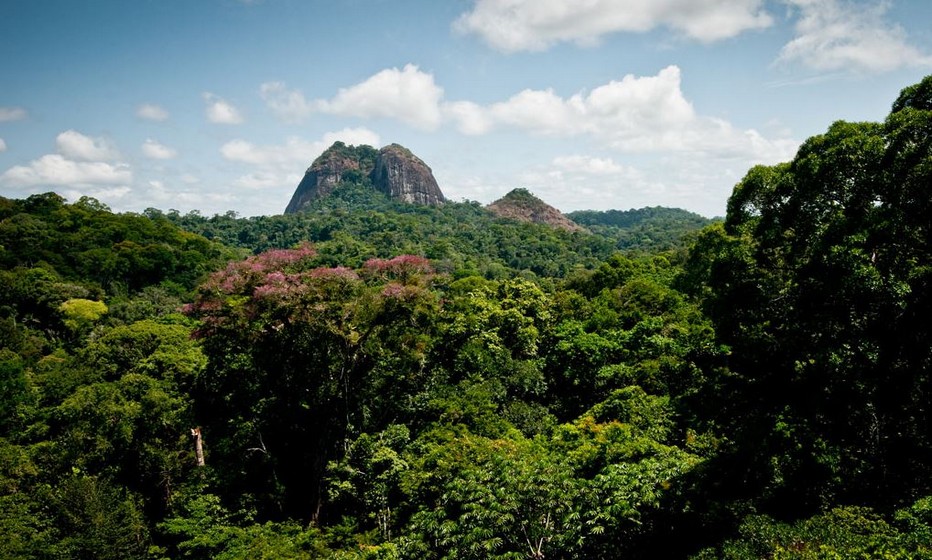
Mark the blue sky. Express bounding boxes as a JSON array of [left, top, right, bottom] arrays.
[[1, 0, 930, 217]]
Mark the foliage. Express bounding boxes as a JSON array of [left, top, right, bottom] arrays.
[[0, 75, 929, 560], [568, 206, 716, 252], [164, 185, 707, 278], [692, 497, 932, 559], [60, 297, 108, 333], [682, 75, 932, 512], [0, 193, 237, 295]]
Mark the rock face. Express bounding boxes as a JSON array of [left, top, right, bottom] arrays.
[[284, 142, 444, 214], [371, 144, 445, 205], [486, 188, 585, 233]]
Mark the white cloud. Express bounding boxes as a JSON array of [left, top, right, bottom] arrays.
[[137, 103, 170, 121], [221, 127, 381, 168], [317, 65, 445, 130], [0, 107, 27, 122], [56, 130, 120, 161], [260, 82, 316, 123], [0, 139, 6, 152], [203, 92, 244, 124], [777, 0, 932, 73], [261, 67, 444, 129], [444, 65, 797, 162], [487, 88, 584, 135], [552, 155, 624, 175], [146, 180, 234, 206], [442, 101, 495, 135], [514, 155, 661, 212], [60, 186, 132, 203], [141, 138, 178, 160], [0, 154, 132, 187], [1, 129, 132, 194], [233, 171, 302, 190], [220, 137, 308, 167], [222, 127, 381, 191], [454, 0, 772, 52]]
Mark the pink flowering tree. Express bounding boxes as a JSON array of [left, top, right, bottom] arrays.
[[184, 247, 441, 520]]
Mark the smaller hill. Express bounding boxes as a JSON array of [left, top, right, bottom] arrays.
[[486, 188, 584, 233], [567, 206, 716, 251]]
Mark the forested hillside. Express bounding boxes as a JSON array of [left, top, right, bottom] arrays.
[[568, 207, 715, 252], [0, 76, 930, 559], [162, 185, 708, 280]]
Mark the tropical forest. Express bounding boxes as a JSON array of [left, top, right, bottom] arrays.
[[0, 76, 930, 560]]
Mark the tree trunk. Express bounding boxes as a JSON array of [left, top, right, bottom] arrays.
[[191, 427, 206, 467]]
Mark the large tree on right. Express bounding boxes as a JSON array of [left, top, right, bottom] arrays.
[[686, 76, 932, 512]]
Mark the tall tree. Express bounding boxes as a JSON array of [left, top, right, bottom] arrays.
[[685, 76, 932, 510], [185, 246, 442, 520]]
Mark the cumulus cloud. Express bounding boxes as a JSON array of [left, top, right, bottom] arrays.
[[444, 65, 797, 162], [454, 0, 773, 52], [0, 154, 132, 187], [141, 139, 177, 160], [513, 154, 660, 212], [260, 82, 316, 123], [232, 172, 295, 190], [777, 0, 932, 73], [442, 101, 494, 135], [220, 137, 313, 167], [0, 138, 6, 152], [136, 103, 170, 121], [0, 107, 27, 122], [60, 186, 132, 203], [145, 180, 235, 208], [320, 65, 444, 130], [0, 129, 132, 195], [56, 130, 120, 161], [203, 92, 244, 124], [221, 127, 381, 168], [261, 66, 444, 129], [221, 127, 381, 191], [552, 155, 624, 175]]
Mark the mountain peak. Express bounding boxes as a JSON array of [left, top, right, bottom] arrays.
[[284, 142, 444, 213], [486, 188, 584, 232]]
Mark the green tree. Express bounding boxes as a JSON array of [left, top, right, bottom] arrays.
[[60, 298, 108, 334], [684, 75, 932, 511], [185, 247, 442, 520]]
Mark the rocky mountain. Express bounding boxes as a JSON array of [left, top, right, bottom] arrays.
[[284, 142, 445, 214], [486, 188, 584, 232]]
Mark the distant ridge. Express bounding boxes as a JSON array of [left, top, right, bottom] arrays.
[[486, 188, 584, 232]]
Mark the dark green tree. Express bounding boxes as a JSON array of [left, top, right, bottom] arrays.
[[684, 75, 932, 511]]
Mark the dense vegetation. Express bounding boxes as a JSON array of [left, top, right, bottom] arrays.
[[0, 76, 930, 559], [568, 206, 715, 252], [162, 186, 709, 279]]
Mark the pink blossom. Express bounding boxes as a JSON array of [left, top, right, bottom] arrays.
[[381, 283, 427, 301], [382, 283, 407, 298], [363, 254, 433, 279], [264, 271, 287, 284], [251, 243, 317, 270], [310, 266, 360, 281]]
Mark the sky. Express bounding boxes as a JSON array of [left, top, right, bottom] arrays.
[[1, 0, 931, 218]]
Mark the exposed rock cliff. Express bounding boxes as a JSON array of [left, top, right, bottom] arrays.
[[284, 143, 378, 214], [486, 188, 584, 232], [284, 142, 444, 213], [371, 144, 445, 205]]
